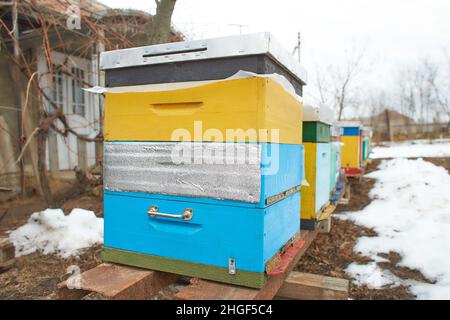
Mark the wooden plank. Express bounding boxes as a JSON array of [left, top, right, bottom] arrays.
[[102, 248, 267, 289], [175, 228, 320, 300], [254, 229, 319, 300], [338, 182, 351, 205], [319, 217, 332, 234], [317, 204, 336, 222], [276, 272, 349, 300], [0, 238, 15, 262], [174, 279, 258, 300], [57, 263, 178, 300], [0, 238, 15, 272]]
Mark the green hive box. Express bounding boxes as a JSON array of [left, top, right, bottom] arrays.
[[303, 122, 331, 143]]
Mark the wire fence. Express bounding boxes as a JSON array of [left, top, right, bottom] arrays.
[[372, 122, 450, 142]]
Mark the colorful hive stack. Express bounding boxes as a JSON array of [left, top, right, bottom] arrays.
[[361, 127, 373, 167], [300, 106, 333, 230], [99, 33, 307, 289], [338, 121, 364, 176]]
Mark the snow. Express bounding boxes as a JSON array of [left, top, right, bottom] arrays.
[[85, 70, 304, 103], [9, 208, 103, 258], [371, 139, 450, 159], [346, 262, 400, 289], [340, 158, 450, 299]]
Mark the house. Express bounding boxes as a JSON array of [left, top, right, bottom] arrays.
[[0, 0, 182, 196], [360, 109, 414, 138], [359, 109, 449, 140]]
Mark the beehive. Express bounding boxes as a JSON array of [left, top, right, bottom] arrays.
[[300, 106, 333, 230], [361, 127, 373, 167], [301, 142, 332, 229], [100, 40, 307, 288], [339, 121, 363, 176], [329, 124, 343, 192], [330, 141, 342, 192]]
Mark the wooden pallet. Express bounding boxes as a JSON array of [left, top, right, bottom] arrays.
[[175, 229, 320, 300], [0, 238, 15, 272], [338, 182, 351, 205], [57, 263, 179, 300], [57, 222, 349, 300], [344, 167, 365, 178]]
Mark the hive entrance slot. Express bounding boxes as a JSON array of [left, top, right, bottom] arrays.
[[143, 47, 207, 58]]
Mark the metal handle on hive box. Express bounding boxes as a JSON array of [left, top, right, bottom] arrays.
[[148, 206, 194, 221]]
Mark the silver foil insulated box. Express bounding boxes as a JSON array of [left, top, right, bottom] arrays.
[[104, 142, 263, 203]]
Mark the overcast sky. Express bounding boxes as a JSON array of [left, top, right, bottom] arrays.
[[99, 0, 450, 107]]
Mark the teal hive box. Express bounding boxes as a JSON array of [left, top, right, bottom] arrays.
[[330, 142, 342, 192], [103, 142, 304, 288]]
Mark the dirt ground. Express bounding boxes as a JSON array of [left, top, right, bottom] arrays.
[[1, 158, 449, 300], [0, 177, 103, 300], [295, 172, 418, 300], [296, 157, 450, 300], [422, 157, 450, 174]]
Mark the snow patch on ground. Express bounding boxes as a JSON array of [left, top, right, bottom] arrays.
[[346, 262, 401, 289], [371, 139, 450, 159], [9, 208, 103, 258], [341, 158, 450, 299]]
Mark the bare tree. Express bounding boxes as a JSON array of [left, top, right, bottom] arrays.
[[363, 89, 396, 140], [447, 51, 450, 130], [397, 59, 447, 124], [334, 46, 367, 120], [367, 90, 389, 121], [310, 42, 368, 121], [437, 50, 450, 130], [0, 1, 179, 205], [312, 64, 333, 108], [145, 0, 178, 45]]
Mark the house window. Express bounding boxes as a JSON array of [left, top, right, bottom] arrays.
[[52, 65, 64, 111], [50, 64, 88, 117], [71, 67, 86, 117]]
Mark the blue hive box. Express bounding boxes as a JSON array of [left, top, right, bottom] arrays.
[[102, 142, 303, 288]]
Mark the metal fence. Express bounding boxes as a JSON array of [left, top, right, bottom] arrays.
[[372, 122, 450, 141]]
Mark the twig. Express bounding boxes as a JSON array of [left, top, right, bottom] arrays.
[[0, 209, 9, 225], [10, 127, 39, 168]]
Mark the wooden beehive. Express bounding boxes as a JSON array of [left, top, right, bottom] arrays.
[[101, 76, 305, 288], [338, 121, 363, 174], [300, 106, 333, 230]]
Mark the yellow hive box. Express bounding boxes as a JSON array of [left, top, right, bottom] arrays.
[[104, 77, 303, 144], [301, 142, 331, 222], [341, 136, 360, 169]]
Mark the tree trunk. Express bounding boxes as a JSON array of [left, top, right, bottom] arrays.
[[146, 0, 177, 45], [11, 0, 26, 197], [385, 109, 393, 141], [337, 92, 345, 121], [37, 129, 54, 206], [338, 100, 344, 121]]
